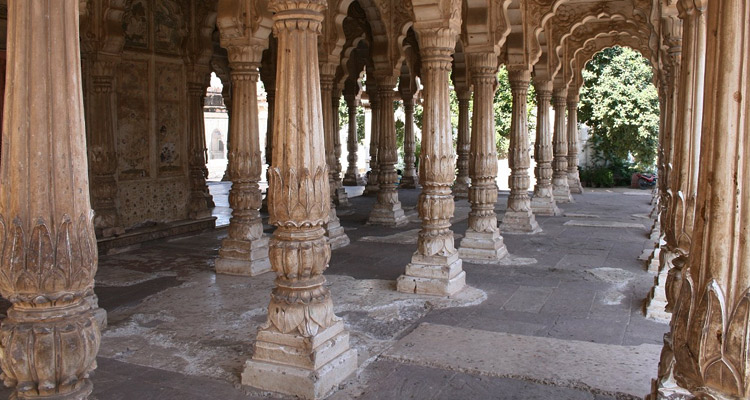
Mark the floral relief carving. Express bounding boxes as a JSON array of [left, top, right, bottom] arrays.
[[268, 166, 330, 228]]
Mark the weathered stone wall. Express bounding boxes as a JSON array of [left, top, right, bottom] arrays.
[[111, 0, 194, 227]]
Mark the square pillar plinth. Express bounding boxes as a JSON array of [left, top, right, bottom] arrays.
[[530, 195, 561, 216], [242, 321, 357, 400], [501, 210, 542, 234], [397, 252, 466, 296], [458, 230, 509, 264], [368, 203, 409, 226], [215, 236, 271, 276]]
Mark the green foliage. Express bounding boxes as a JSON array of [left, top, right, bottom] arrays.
[[493, 66, 537, 158], [579, 46, 659, 170], [579, 167, 614, 188]]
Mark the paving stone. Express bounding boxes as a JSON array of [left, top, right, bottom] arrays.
[[503, 286, 556, 313], [545, 316, 628, 345]]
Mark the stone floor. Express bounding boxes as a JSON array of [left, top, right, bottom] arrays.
[[0, 185, 668, 399]]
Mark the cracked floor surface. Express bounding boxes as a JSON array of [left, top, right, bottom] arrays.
[[0, 186, 667, 399]]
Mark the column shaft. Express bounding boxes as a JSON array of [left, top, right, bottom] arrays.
[[530, 81, 559, 216], [566, 94, 583, 194], [215, 59, 271, 276], [397, 29, 466, 296], [187, 68, 214, 219], [363, 82, 380, 195], [342, 95, 364, 186], [331, 91, 349, 207], [368, 79, 407, 226], [0, 1, 101, 398], [453, 91, 471, 198], [551, 88, 572, 203], [242, 1, 356, 397], [320, 71, 350, 249], [501, 69, 541, 233], [401, 97, 419, 188], [661, 1, 750, 398], [458, 53, 510, 263]]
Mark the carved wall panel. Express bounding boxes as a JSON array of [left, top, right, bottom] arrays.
[[156, 61, 185, 176], [123, 0, 149, 50], [154, 0, 186, 55], [116, 59, 150, 179], [118, 179, 189, 226]]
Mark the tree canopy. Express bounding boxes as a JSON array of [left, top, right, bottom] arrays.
[[578, 46, 660, 170]]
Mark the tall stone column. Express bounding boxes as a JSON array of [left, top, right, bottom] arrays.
[[501, 69, 541, 233], [453, 90, 472, 198], [368, 77, 408, 226], [265, 88, 275, 175], [331, 91, 349, 207], [320, 68, 350, 249], [215, 53, 271, 277], [400, 94, 419, 188], [342, 93, 364, 185], [530, 80, 560, 216], [363, 79, 381, 195], [566, 92, 583, 194], [551, 88, 572, 203], [397, 29, 466, 296], [87, 57, 123, 237], [241, 0, 357, 396], [0, 1, 101, 398], [649, 2, 706, 393], [221, 83, 234, 181], [458, 53, 510, 263], [187, 67, 214, 219], [651, 0, 749, 398]]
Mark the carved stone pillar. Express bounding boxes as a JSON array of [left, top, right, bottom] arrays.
[[342, 94, 364, 186], [397, 29, 466, 296], [221, 83, 234, 181], [458, 53, 509, 263], [241, 0, 357, 396], [530, 80, 560, 216], [368, 77, 408, 226], [363, 79, 381, 195], [566, 92, 583, 194], [187, 67, 214, 219], [87, 57, 123, 237], [501, 69, 541, 233], [215, 54, 271, 277], [265, 88, 275, 173], [400, 95, 419, 189], [651, 1, 749, 398], [320, 69, 350, 249], [551, 88, 572, 203], [331, 91, 349, 207], [453, 90, 472, 198], [0, 1, 101, 398]]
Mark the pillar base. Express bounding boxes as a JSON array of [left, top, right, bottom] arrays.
[[342, 173, 365, 186], [363, 184, 379, 196], [367, 202, 408, 227], [14, 379, 95, 400], [400, 175, 419, 189], [458, 230, 509, 263], [453, 181, 470, 199], [189, 209, 213, 220], [216, 236, 272, 276], [647, 247, 662, 273], [568, 175, 583, 194], [530, 194, 561, 216], [553, 186, 574, 203], [397, 252, 466, 296], [500, 210, 542, 234], [242, 321, 357, 400], [325, 210, 350, 250], [333, 187, 350, 208]]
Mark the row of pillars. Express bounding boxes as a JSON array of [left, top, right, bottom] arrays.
[[3, 0, 748, 399]]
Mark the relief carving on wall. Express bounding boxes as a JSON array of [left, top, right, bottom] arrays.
[[116, 60, 150, 179], [156, 62, 184, 176], [154, 0, 187, 55], [123, 0, 149, 49]]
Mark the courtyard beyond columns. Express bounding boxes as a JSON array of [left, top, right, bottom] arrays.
[[0, 187, 667, 399]]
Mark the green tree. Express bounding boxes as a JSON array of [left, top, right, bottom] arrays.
[[579, 46, 659, 170]]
